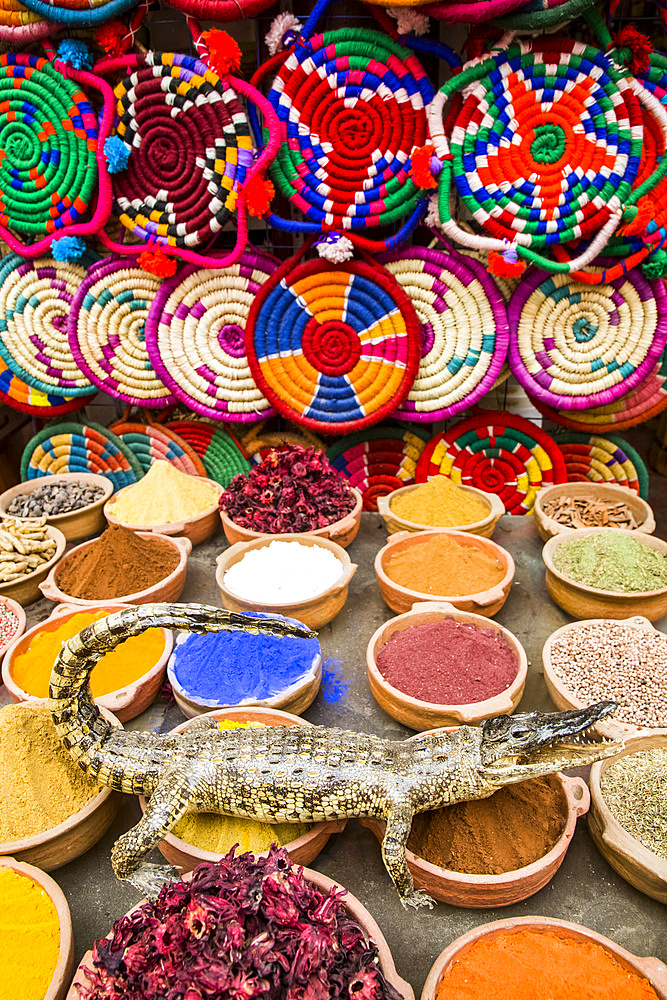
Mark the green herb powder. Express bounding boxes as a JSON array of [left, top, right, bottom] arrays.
[[552, 533, 667, 592], [600, 748, 667, 861]]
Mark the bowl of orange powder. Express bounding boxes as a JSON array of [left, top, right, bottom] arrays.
[[378, 478, 505, 539], [1, 604, 173, 723]]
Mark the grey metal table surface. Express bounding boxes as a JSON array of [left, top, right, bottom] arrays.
[[10, 514, 667, 994]]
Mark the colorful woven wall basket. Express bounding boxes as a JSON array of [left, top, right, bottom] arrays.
[[415, 411, 568, 514], [0, 357, 93, 417], [164, 0, 273, 19], [108, 52, 253, 252], [108, 421, 208, 477], [423, 0, 592, 23], [554, 432, 649, 498], [380, 246, 509, 421], [145, 250, 278, 423], [68, 257, 177, 408], [262, 28, 433, 237], [0, 253, 98, 400], [245, 257, 422, 434], [19, 0, 137, 25], [0, 0, 56, 40], [20, 422, 144, 491], [327, 426, 430, 510], [507, 267, 667, 410], [165, 420, 250, 486]]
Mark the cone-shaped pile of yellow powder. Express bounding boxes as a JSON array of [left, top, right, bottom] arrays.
[[107, 461, 220, 527]]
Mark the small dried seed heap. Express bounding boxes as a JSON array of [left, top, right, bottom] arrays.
[[0, 517, 57, 583], [541, 494, 638, 530], [548, 622, 667, 728], [6, 481, 105, 517], [600, 748, 667, 861]]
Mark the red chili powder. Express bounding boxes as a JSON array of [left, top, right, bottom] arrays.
[[375, 620, 518, 704]]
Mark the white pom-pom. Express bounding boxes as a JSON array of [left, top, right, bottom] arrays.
[[317, 234, 354, 263], [424, 193, 441, 230], [387, 6, 430, 35], [265, 13, 302, 56]]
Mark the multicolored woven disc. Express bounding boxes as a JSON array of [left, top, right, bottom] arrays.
[[109, 422, 207, 477], [111, 52, 252, 251], [554, 431, 649, 498], [0, 253, 97, 398], [246, 258, 422, 434], [0, 356, 93, 416], [20, 422, 144, 492], [508, 267, 667, 410], [327, 426, 430, 511], [380, 247, 509, 421], [165, 420, 250, 486], [68, 257, 176, 408], [145, 250, 278, 423], [0, 54, 98, 239], [0, 0, 55, 41], [415, 411, 567, 514], [267, 29, 433, 233]]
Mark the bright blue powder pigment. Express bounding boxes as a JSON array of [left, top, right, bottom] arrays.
[[322, 659, 349, 703], [169, 612, 321, 703]]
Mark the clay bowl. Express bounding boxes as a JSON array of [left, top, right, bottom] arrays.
[[367, 601, 527, 731], [542, 616, 662, 739], [38, 532, 192, 607], [0, 524, 66, 607], [66, 864, 414, 1000], [219, 487, 363, 549], [542, 527, 667, 621], [138, 706, 347, 872], [0, 473, 113, 542], [104, 476, 223, 547], [2, 603, 173, 723], [421, 916, 667, 1000], [0, 595, 26, 658], [375, 529, 515, 618], [377, 483, 505, 538], [0, 706, 121, 871], [534, 481, 655, 543], [0, 857, 74, 1000], [589, 729, 667, 904], [215, 533, 356, 630]]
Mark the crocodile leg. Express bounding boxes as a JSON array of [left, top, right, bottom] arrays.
[[110, 763, 212, 898], [382, 806, 435, 910]]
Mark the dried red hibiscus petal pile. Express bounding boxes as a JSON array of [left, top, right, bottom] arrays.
[[219, 445, 355, 533], [77, 847, 404, 1000]]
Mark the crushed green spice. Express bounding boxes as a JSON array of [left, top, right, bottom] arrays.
[[600, 748, 667, 861], [552, 532, 667, 592]]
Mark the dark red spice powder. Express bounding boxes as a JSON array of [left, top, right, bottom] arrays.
[[376, 620, 518, 704]]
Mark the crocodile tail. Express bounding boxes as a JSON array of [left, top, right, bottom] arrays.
[[50, 603, 316, 772]]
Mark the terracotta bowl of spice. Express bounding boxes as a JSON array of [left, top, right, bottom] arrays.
[[216, 534, 356, 630], [0, 523, 66, 607], [421, 916, 667, 1000], [375, 529, 515, 618], [534, 482, 655, 542], [138, 706, 347, 872], [0, 472, 113, 542], [542, 527, 667, 621], [377, 480, 505, 538], [367, 602, 527, 731], [0, 595, 26, 658], [38, 524, 192, 607], [2, 603, 173, 723], [0, 857, 74, 1000], [589, 730, 667, 905]]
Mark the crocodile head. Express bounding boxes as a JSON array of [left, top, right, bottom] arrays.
[[479, 701, 623, 785]]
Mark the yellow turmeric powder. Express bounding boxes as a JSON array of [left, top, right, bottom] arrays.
[[10, 610, 166, 699], [0, 867, 61, 1000], [390, 476, 490, 527]]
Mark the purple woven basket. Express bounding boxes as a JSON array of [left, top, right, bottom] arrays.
[[508, 267, 667, 411], [380, 245, 509, 422]]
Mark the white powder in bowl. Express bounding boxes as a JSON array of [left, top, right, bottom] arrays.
[[223, 540, 344, 604]]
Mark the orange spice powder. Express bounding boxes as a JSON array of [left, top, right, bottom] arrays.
[[385, 534, 505, 596]]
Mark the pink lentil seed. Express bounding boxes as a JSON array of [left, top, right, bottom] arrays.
[[0, 605, 18, 645]]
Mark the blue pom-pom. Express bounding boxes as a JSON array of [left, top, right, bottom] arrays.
[[57, 39, 93, 70], [52, 236, 87, 262], [104, 136, 131, 174]]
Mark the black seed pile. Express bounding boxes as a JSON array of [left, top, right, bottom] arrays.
[[6, 481, 106, 517]]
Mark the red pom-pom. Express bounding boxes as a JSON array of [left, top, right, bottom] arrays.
[[202, 28, 242, 77], [243, 173, 275, 218], [612, 25, 653, 75], [465, 25, 502, 60], [95, 19, 125, 55], [488, 249, 526, 278], [411, 144, 438, 190], [139, 248, 177, 278], [619, 197, 654, 237]]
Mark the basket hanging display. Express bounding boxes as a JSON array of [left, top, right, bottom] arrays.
[[0, 0, 56, 41], [554, 431, 649, 498], [380, 246, 509, 422], [0, 253, 97, 399], [20, 421, 144, 491], [507, 266, 667, 411], [145, 250, 278, 423], [0, 357, 94, 417], [415, 410, 568, 514], [165, 420, 250, 486], [68, 257, 177, 408], [245, 256, 422, 434], [327, 425, 430, 511], [108, 421, 208, 477]]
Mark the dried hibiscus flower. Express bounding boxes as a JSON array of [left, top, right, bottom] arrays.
[[76, 847, 404, 1000], [219, 446, 355, 534]]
